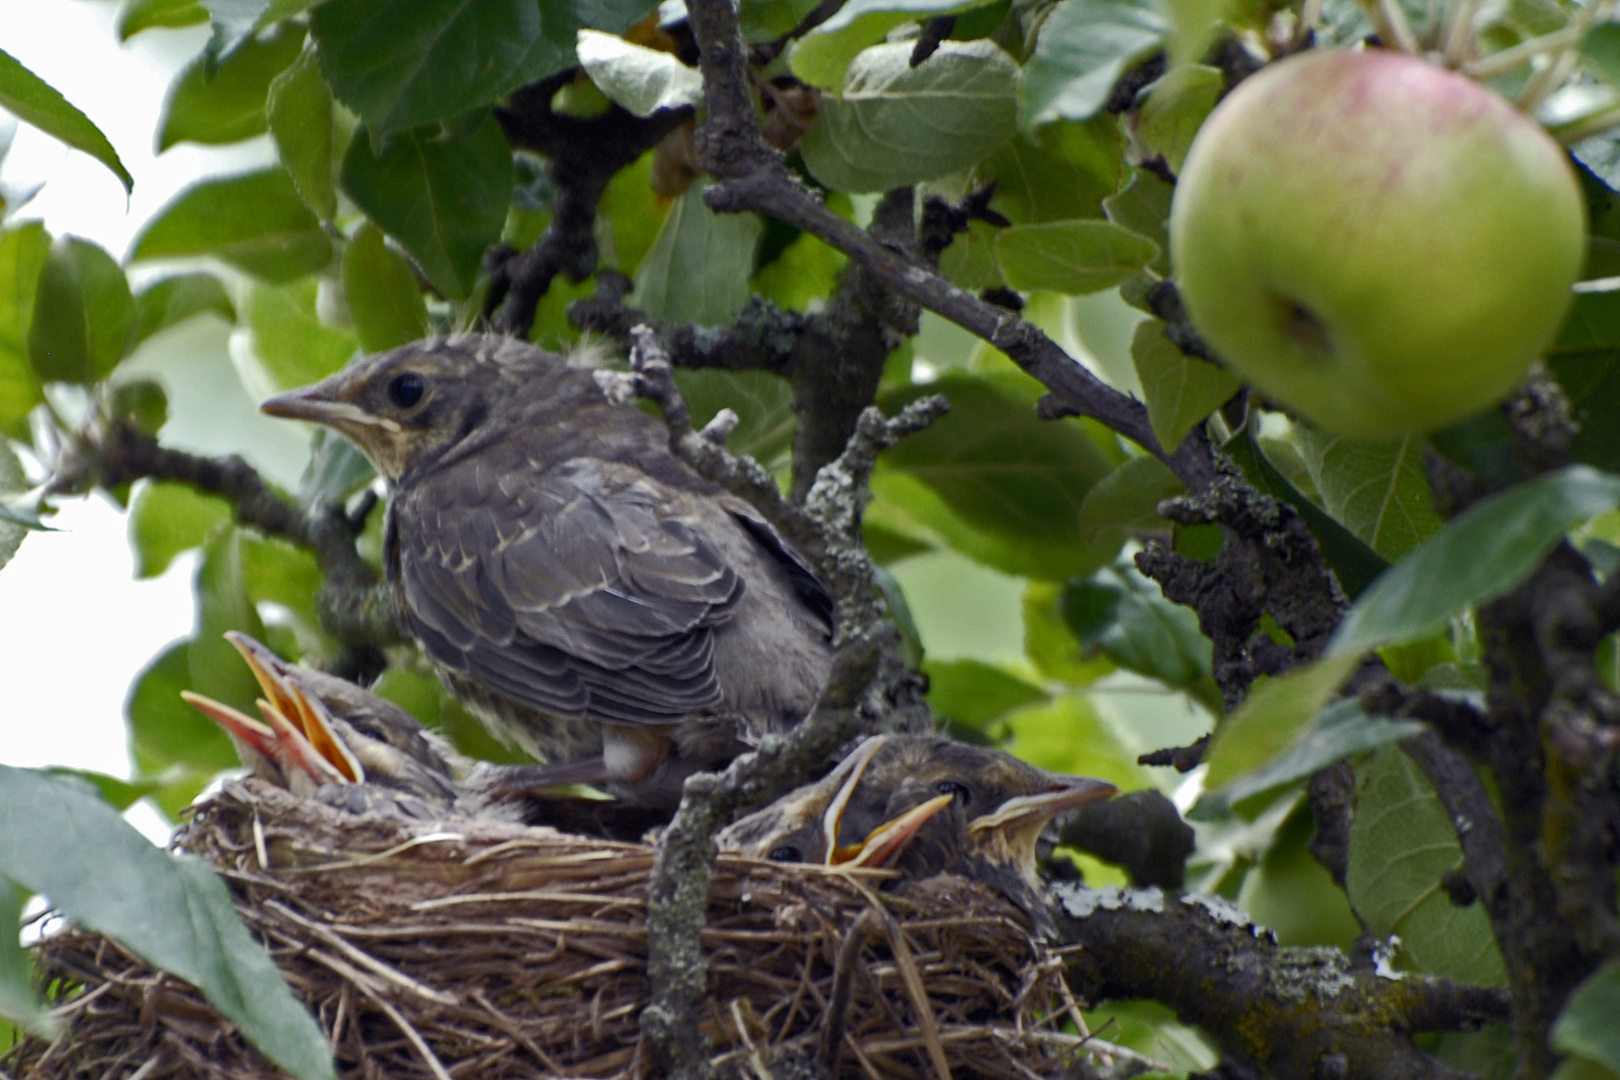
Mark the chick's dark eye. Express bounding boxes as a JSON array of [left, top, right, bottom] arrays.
[[768, 845, 802, 863], [936, 780, 971, 804], [387, 372, 425, 408]]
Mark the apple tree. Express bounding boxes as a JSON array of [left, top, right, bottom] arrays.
[[2, 0, 1620, 1076]]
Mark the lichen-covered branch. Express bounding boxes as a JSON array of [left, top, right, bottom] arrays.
[[627, 326, 942, 1077], [48, 419, 400, 658], [1056, 885, 1510, 1080]]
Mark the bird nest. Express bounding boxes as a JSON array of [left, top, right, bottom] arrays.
[[6, 778, 1116, 1080]]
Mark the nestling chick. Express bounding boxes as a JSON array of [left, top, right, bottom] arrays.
[[260, 335, 834, 809]]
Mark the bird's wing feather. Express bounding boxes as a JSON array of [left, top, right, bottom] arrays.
[[395, 451, 743, 726]]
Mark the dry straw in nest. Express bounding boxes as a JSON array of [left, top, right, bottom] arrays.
[[5, 778, 1135, 1080]]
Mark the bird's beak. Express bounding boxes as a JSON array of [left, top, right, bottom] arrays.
[[966, 776, 1119, 836], [818, 735, 888, 862], [222, 631, 365, 784], [260, 388, 401, 432], [841, 792, 954, 868], [179, 691, 276, 758]]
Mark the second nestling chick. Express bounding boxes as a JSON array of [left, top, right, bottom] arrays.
[[259, 334, 834, 810], [833, 735, 1118, 929]]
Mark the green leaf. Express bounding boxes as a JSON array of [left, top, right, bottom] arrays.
[[41, 768, 174, 812], [0, 48, 132, 192], [341, 116, 512, 300], [801, 40, 1017, 194], [242, 279, 359, 392], [938, 219, 1004, 290], [239, 532, 324, 644], [27, 235, 136, 385], [1193, 699, 1423, 817], [267, 48, 337, 220], [342, 223, 428, 353], [576, 30, 702, 117], [1102, 167, 1172, 274], [630, 182, 763, 325], [1131, 318, 1239, 451], [0, 872, 54, 1038], [129, 481, 232, 579], [1330, 466, 1620, 657], [1202, 652, 1363, 790], [671, 367, 796, 471], [134, 273, 236, 345], [0, 765, 337, 1080], [1077, 454, 1184, 544], [924, 658, 1049, 732], [739, 0, 823, 38], [1346, 746, 1509, 985], [127, 641, 239, 776], [130, 167, 333, 283], [817, 0, 999, 33], [1019, 0, 1168, 127], [1554, 961, 1620, 1073], [1063, 562, 1217, 708], [1226, 426, 1389, 600], [310, 0, 657, 136], [882, 372, 1116, 542], [981, 119, 1125, 225], [1551, 348, 1620, 473], [1135, 64, 1219, 173], [1580, 23, 1620, 86], [995, 219, 1159, 295], [869, 468, 1120, 579], [1293, 428, 1443, 562], [0, 223, 49, 438], [157, 22, 304, 150], [120, 0, 210, 40]]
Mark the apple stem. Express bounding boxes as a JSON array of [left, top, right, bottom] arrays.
[[1550, 102, 1620, 145], [1439, 0, 1480, 67], [1461, 0, 1613, 96], [1364, 0, 1422, 54]]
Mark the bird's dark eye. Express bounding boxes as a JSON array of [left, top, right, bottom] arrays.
[[936, 780, 971, 804], [387, 372, 425, 408], [768, 845, 802, 863]]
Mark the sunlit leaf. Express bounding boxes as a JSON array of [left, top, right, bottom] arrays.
[[129, 480, 232, 580], [1135, 64, 1219, 173], [0, 872, 53, 1038], [0, 223, 49, 437], [1063, 561, 1217, 709], [0, 48, 132, 191], [127, 641, 239, 776], [1553, 961, 1620, 1074], [576, 30, 702, 117], [157, 22, 303, 149], [995, 219, 1159, 295], [241, 278, 358, 393], [131, 167, 333, 283], [1330, 466, 1620, 657], [267, 49, 337, 219], [120, 0, 210, 40], [1293, 428, 1443, 562], [134, 273, 236, 345], [1202, 652, 1363, 790]]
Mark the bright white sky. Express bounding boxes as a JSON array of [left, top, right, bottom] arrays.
[[0, 3, 272, 838]]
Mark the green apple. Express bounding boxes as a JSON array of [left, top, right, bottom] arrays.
[[1169, 48, 1585, 438]]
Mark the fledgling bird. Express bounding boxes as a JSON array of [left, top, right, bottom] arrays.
[[716, 736, 955, 868], [260, 335, 834, 809], [834, 735, 1118, 925]]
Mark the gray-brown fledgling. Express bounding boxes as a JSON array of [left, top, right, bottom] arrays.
[[716, 736, 954, 867], [260, 335, 834, 808], [834, 735, 1117, 925]]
